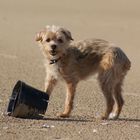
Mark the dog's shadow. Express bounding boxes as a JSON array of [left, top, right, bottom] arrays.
[[43, 117, 93, 122], [44, 117, 140, 123], [24, 115, 93, 122], [116, 118, 140, 122]]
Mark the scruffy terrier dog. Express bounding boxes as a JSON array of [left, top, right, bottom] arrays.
[[36, 25, 131, 120]]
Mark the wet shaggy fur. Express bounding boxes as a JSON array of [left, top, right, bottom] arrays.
[[36, 25, 131, 120]]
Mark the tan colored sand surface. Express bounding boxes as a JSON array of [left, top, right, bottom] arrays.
[[0, 0, 140, 139]]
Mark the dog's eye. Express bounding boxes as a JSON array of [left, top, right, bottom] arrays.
[[46, 38, 51, 42], [57, 38, 63, 43]]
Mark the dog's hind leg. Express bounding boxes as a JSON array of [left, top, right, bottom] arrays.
[[109, 81, 124, 120], [98, 70, 115, 120]]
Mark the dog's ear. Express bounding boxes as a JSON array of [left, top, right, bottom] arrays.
[[60, 28, 74, 41], [35, 30, 46, 42]]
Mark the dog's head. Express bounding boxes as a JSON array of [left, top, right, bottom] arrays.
[[35, 25, 73, 59]]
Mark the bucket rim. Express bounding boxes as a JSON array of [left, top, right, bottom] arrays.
[[7, 80, 24, 114]]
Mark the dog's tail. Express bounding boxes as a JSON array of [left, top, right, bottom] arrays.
[[114, 47, 131, 70], [100, 46, 131, 71]]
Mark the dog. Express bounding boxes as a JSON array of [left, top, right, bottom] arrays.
[[35, 25, 131, 120]]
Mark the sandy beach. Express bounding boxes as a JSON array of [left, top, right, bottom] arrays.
[[0, 0, 140, 139]]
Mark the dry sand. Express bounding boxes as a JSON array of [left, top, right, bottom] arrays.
[[0, 0, 140, 139]]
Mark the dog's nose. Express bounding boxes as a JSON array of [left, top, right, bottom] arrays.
[[51, 44, 57, 50]]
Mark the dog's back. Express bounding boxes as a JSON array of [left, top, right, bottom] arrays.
[[70, 39, 131, 72]]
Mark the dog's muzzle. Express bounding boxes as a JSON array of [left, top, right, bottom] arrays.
[[50, 44, 57, 56], [51, 44, 57, 50]]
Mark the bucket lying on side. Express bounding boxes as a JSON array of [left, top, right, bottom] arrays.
[[7, 81, 49, 118]]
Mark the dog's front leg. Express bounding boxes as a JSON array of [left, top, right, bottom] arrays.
[[45, 76, 57, 96], [57, 82, 77, 118]]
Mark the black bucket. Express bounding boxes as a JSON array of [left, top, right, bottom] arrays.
[[7, 81, 49, 118]]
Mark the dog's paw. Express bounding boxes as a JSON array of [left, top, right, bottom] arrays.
[[56, 112, 70, 118], [108, 113, 118, 120]]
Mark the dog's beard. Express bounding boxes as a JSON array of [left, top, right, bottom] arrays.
[[43, 45, 66, 61], [48, 51, 62, 60], [51, 49, 66, 57]]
